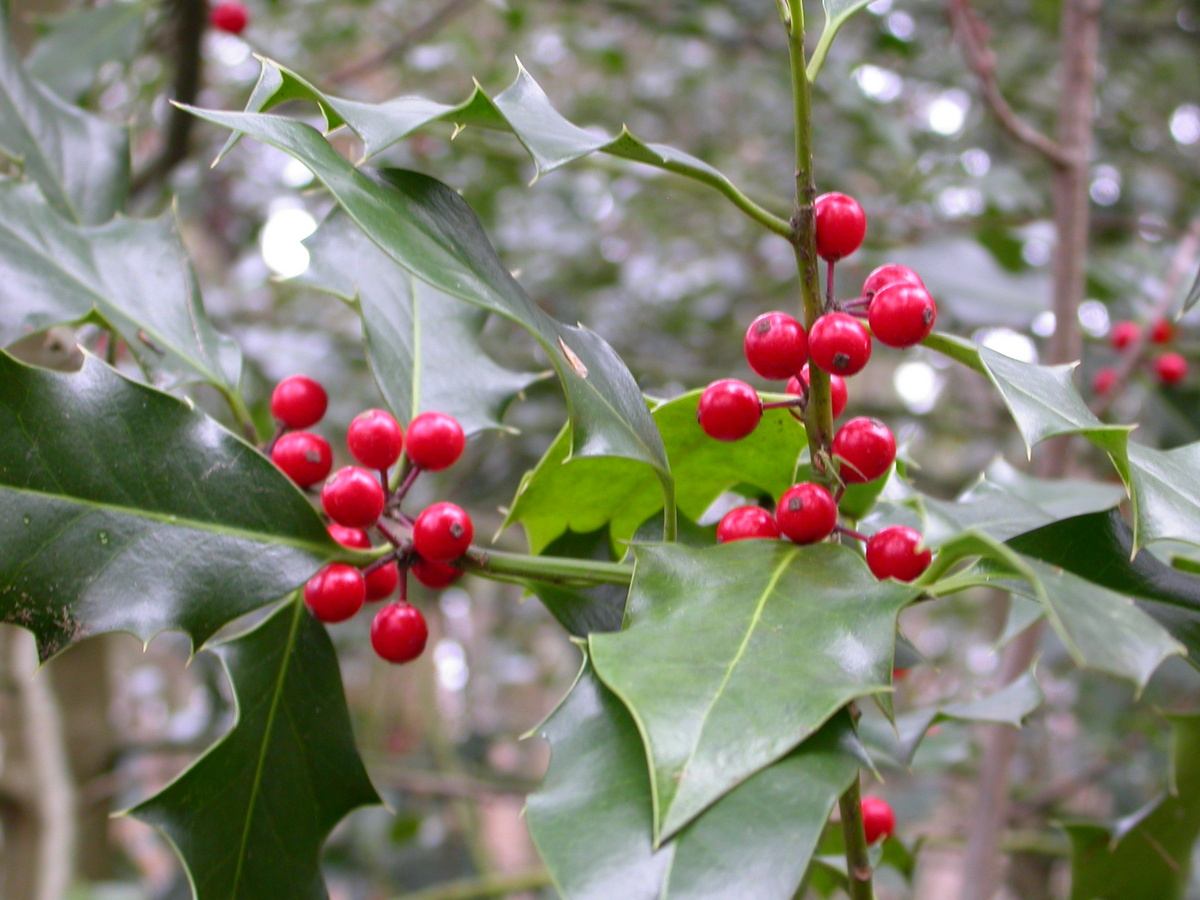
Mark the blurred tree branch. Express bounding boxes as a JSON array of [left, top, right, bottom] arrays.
[[329, 0, 477, 86]]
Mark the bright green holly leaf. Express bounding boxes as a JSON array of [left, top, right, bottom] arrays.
[[1126, 441, 1200, 549], [527, 661, 860, 900], [297, 209, 541, 436], [1065, 714, 1200, 900], [505, 391, 806, 553], [131, 599, 380, 900], [0, 1, 128, 223], [1009, 510, 1200, 668], [217, 59, 787, 233], [861, 672, 1043, 769], [0, 352, 346, 660], [589, 541, 919, 842], [186, 106, 670, 486], [27, 2, 147, 102], [0, 181, 241, 392], [920, 459, 1125, 544]]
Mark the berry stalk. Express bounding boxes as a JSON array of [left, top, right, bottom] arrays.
[[837, 774, 877, 900]]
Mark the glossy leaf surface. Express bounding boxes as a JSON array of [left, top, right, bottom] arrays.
[[187, 106, 670, 481], [590, 541, 919, 840], [132, 600, 380, 900], [527, 663, 859, 900], [1009, 510, 1200, 667], [0, 181, 241, 390], [1066, 714, 1200, 899], [0, 2, 128, 223], [0, 353, 342, 658], [505, 391, 806, 553], [298, 210, 540, 436]]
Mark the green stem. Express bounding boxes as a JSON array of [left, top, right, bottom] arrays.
[[220, 387, 261, 444], [389, 868, 553, 900], [837, 775, 876, 900], [462, 548, 633, 587], [659, 473, 678, 543], [786, 0, 835, 485], [656, 156, 793, 238]]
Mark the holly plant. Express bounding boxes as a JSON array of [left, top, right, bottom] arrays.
[[3, 0, 1200, 898]]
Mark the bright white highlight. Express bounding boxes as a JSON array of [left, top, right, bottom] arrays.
[[894, 360, 942, 414], [1170, 105, 1200, 145], [260, 206, 316, 278]]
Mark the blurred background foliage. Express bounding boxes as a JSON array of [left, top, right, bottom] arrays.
[[2, 0, 1200, 898]]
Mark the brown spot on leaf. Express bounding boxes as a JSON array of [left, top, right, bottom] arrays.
[[558, 338, 588, 378]]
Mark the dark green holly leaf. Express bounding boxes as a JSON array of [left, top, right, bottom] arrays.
[[0, 2, 128, 223], [0, 352, 345, 659], [297, 209, 540, 436], [1009, 510, 1200, 667], [526, 527, 628, 636], [589, 541, 919, 841], [526, 662, 860, 900], [186, 106, 670, 484], [0, 181, 241, 392], [27, 2, 147, 102], [217, 59, 784, 230], [505, 391, 805, 553], [1065, 714, 1200, 899], [131, 599, 380, 900]]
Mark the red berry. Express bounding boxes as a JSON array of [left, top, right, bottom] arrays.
[[304, 564, 365, 623], [808, 313, 872, 377], [893, 667, 909, 680], [787, 365, 848, 418], [347, 408, 405, 470], [716, 506, 780, 543], [868, 283, 937, 348], [1110, 320, 1140, 350], [775, 483, 837, 545], [860, 796, 896, 844], [743, 312, 808, 380], [832, 417, 896, 484], [862, 264, 923, 301], [814, 192, 867, 262], [412, 557, 463, 589], [1092, 366, 1118, 395], [413, 502, 474, 562], [328, 524, 370, 549], [210, 0, 249, 34], [1151, 318, 1175, 345], [321, 466, 386, 528], [866, 526, 932, 582], [270, 375, 327, 429], [363, 562, 400, 602], [697, 379, 762, 441], [1154, 352, 1188, 385], [270, 431, 332, 487], [406, 412, 465, 471], [371, 603, 429, 664]]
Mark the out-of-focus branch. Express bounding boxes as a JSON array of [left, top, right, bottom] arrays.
[[14, 632, 78, 900], [328, 0, 476, 86], [131, 0, 207, 196], [1094, 217, 1200, 417], [958, 1, 1103, 898], [947, 0, 1070, 168]]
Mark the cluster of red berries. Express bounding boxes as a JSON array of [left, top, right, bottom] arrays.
[[1093, 316, 1189, 395], [210, 0, 249, 34], [267, 375, 473, 664], [698, 192, 935, 583]]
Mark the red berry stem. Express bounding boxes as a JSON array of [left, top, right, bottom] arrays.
[[826, 260, 836, 306], [761, 398, 806, 411], [846, 308, 870, 319], [840, 296, 870, 310], [375, 518, 409, 548], [392, 463, 422, 505], [362, 549, 402, 577], [835, 524, 868, 543], [262, 422, 286, 456]]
